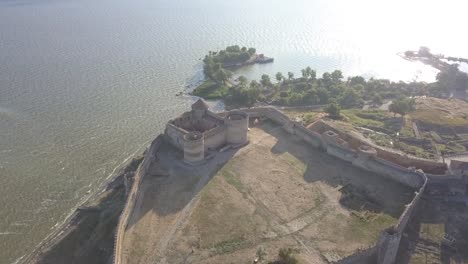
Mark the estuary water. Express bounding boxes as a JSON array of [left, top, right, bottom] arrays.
[[0, 0, 467, 262]]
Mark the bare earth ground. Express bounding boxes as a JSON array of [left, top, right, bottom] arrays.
[[121, 121, 414, 264]]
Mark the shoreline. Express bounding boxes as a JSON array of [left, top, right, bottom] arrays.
[[21, 154, 144, 264]]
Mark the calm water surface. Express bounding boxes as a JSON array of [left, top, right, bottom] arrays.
[[1, 0, 467, 262]]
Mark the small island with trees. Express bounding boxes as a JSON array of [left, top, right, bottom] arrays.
[[191, 45, 273, 100]]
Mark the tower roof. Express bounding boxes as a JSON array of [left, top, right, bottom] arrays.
[[192, 98, 209, 111]]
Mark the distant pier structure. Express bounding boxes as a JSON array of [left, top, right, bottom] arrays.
[[165, 99, 249, 164]]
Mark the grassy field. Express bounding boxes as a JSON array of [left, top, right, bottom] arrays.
[[410, 97, 468, 128]]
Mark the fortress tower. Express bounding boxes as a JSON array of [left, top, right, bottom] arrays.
[[191, 98, 209, 120], [183, 131, 204, 164], [225, 111, 249, 145]]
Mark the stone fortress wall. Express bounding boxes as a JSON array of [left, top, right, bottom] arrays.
[[114, 135, 164, 264], [242, 106, 431, 264]]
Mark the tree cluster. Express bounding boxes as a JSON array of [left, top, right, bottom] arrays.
[[434, 64, 468, 96], [203, 45, 257, 85], [388, 96, 416, 116]]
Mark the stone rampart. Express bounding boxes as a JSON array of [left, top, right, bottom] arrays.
[[361, 157, 423, 188], [113, 135, 164, 264]]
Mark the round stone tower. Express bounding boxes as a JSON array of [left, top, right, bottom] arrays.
[[183, 131, 204, 164], [225, 110, 249, 145]]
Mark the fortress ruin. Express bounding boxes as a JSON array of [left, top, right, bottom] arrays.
[[165, 99, 249, 164], [113, 105, 468, 264]]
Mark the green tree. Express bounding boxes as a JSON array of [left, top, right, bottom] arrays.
[[250, 80, 261, 89], [372, 94, 383, 106], [301, 68, 308, 79], [348, 76, 366, 86], [303, 89, 319, 104], [340, 88, 362, 108], [248, 47, 256, 55], [214, 69, 231, 84], [388, 102, 404, 116], [238, 75, 248, 86], [287, 72, 294, 80], [276, 72, 284, 83], [261, 74, 272, 87], [325, 102, 341, 119], [436, 64, 468, 95], [226, 45, 240, 52], [289, 93, 303, 105], [331, 70, 343, 84], [317, 87, 330, 104], [307, 67, 316, 81], [321, 72, 332, 87], [388, 96, 415, 116]]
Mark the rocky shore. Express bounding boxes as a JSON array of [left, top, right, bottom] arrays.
[[21, 155, 144, 264]]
